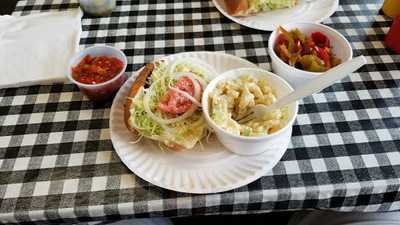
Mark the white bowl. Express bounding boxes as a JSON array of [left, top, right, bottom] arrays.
[[67, 45, 127, 101], [268, 22, 353, 88], [202, 68, 299, 156]]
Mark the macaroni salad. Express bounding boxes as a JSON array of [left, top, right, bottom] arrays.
[[209, 75, 288, 136]]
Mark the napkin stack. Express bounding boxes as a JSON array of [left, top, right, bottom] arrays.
[[0, 9, 82, 88]]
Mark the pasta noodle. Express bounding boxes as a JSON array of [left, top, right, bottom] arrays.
[[209, 75, 288, 136]]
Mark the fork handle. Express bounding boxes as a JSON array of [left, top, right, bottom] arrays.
[[268, 55, 367, 111]]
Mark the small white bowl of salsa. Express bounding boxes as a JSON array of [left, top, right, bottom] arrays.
[[67, 45, 127, 101]]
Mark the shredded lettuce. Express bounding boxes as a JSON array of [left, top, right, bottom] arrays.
[[248, 0, 296, 12], [130, 90, 163, 137], [174, 63, 208, 80], [128, 60, 210, 149]]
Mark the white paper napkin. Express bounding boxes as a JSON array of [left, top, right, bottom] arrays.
[[0, 9, 82, 88]]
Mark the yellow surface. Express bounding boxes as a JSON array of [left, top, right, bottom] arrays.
[[382, 0, 400, 18]]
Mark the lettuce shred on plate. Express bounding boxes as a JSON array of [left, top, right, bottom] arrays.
[[248, 0, 297, 13], [128, 60, 212, 149]]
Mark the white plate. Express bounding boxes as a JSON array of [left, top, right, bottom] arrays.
[[110, 52, 292, 193], [213, 0, 339, 31]]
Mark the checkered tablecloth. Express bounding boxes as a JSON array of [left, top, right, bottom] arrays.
[[1, 0, 399, 224]]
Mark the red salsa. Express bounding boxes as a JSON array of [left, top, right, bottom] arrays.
[[71, 55, 124, 84]]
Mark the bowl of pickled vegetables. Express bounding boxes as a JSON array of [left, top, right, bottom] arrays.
[[268, 22, 352, 88]]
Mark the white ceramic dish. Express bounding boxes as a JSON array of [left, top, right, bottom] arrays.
[[110, 52, 293, 193], [202, 68, 298, 156], [268, 22, 353, 88], [213, 0, 339, 31]]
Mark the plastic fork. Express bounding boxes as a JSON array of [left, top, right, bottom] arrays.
[[237, 55, 367, 124]]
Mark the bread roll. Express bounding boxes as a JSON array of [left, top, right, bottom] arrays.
[[124, 63, 154, 131], [224, 0, 249, 16]]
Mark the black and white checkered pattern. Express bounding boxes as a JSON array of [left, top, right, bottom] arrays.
[[1, 0, 400, 223]]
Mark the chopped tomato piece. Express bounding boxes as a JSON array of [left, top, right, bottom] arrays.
[[294, 39, 303, 53], [276, 44, 290, 63], [71, 55, 124, 85], [276, 33, 287, 46], [311, 32, 330, 48], [303, 37, 315, 54], [315, 46, 331, 69], [76, 75, 92, 84], [158, 76, 201, 115]]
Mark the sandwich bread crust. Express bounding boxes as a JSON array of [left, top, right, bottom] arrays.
[[124, 63, 154, 131], [224, 0, 249, 16]]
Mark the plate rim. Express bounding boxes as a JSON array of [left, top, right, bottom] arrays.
[[212, 0, 339, 31], [110, 51, 291, 194]]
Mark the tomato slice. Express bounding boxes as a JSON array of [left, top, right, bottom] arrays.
[[158, 76, 200, 115]]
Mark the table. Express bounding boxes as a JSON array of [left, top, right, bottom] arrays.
[[1, 0, 400, 224], [0, 0, 17, 15]]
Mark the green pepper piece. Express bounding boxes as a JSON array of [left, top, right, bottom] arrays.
[[299, 55, 314, 68], [299, 55, 327, 72], [308, 61, 327, 72], [291, 28, 305, 44]]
